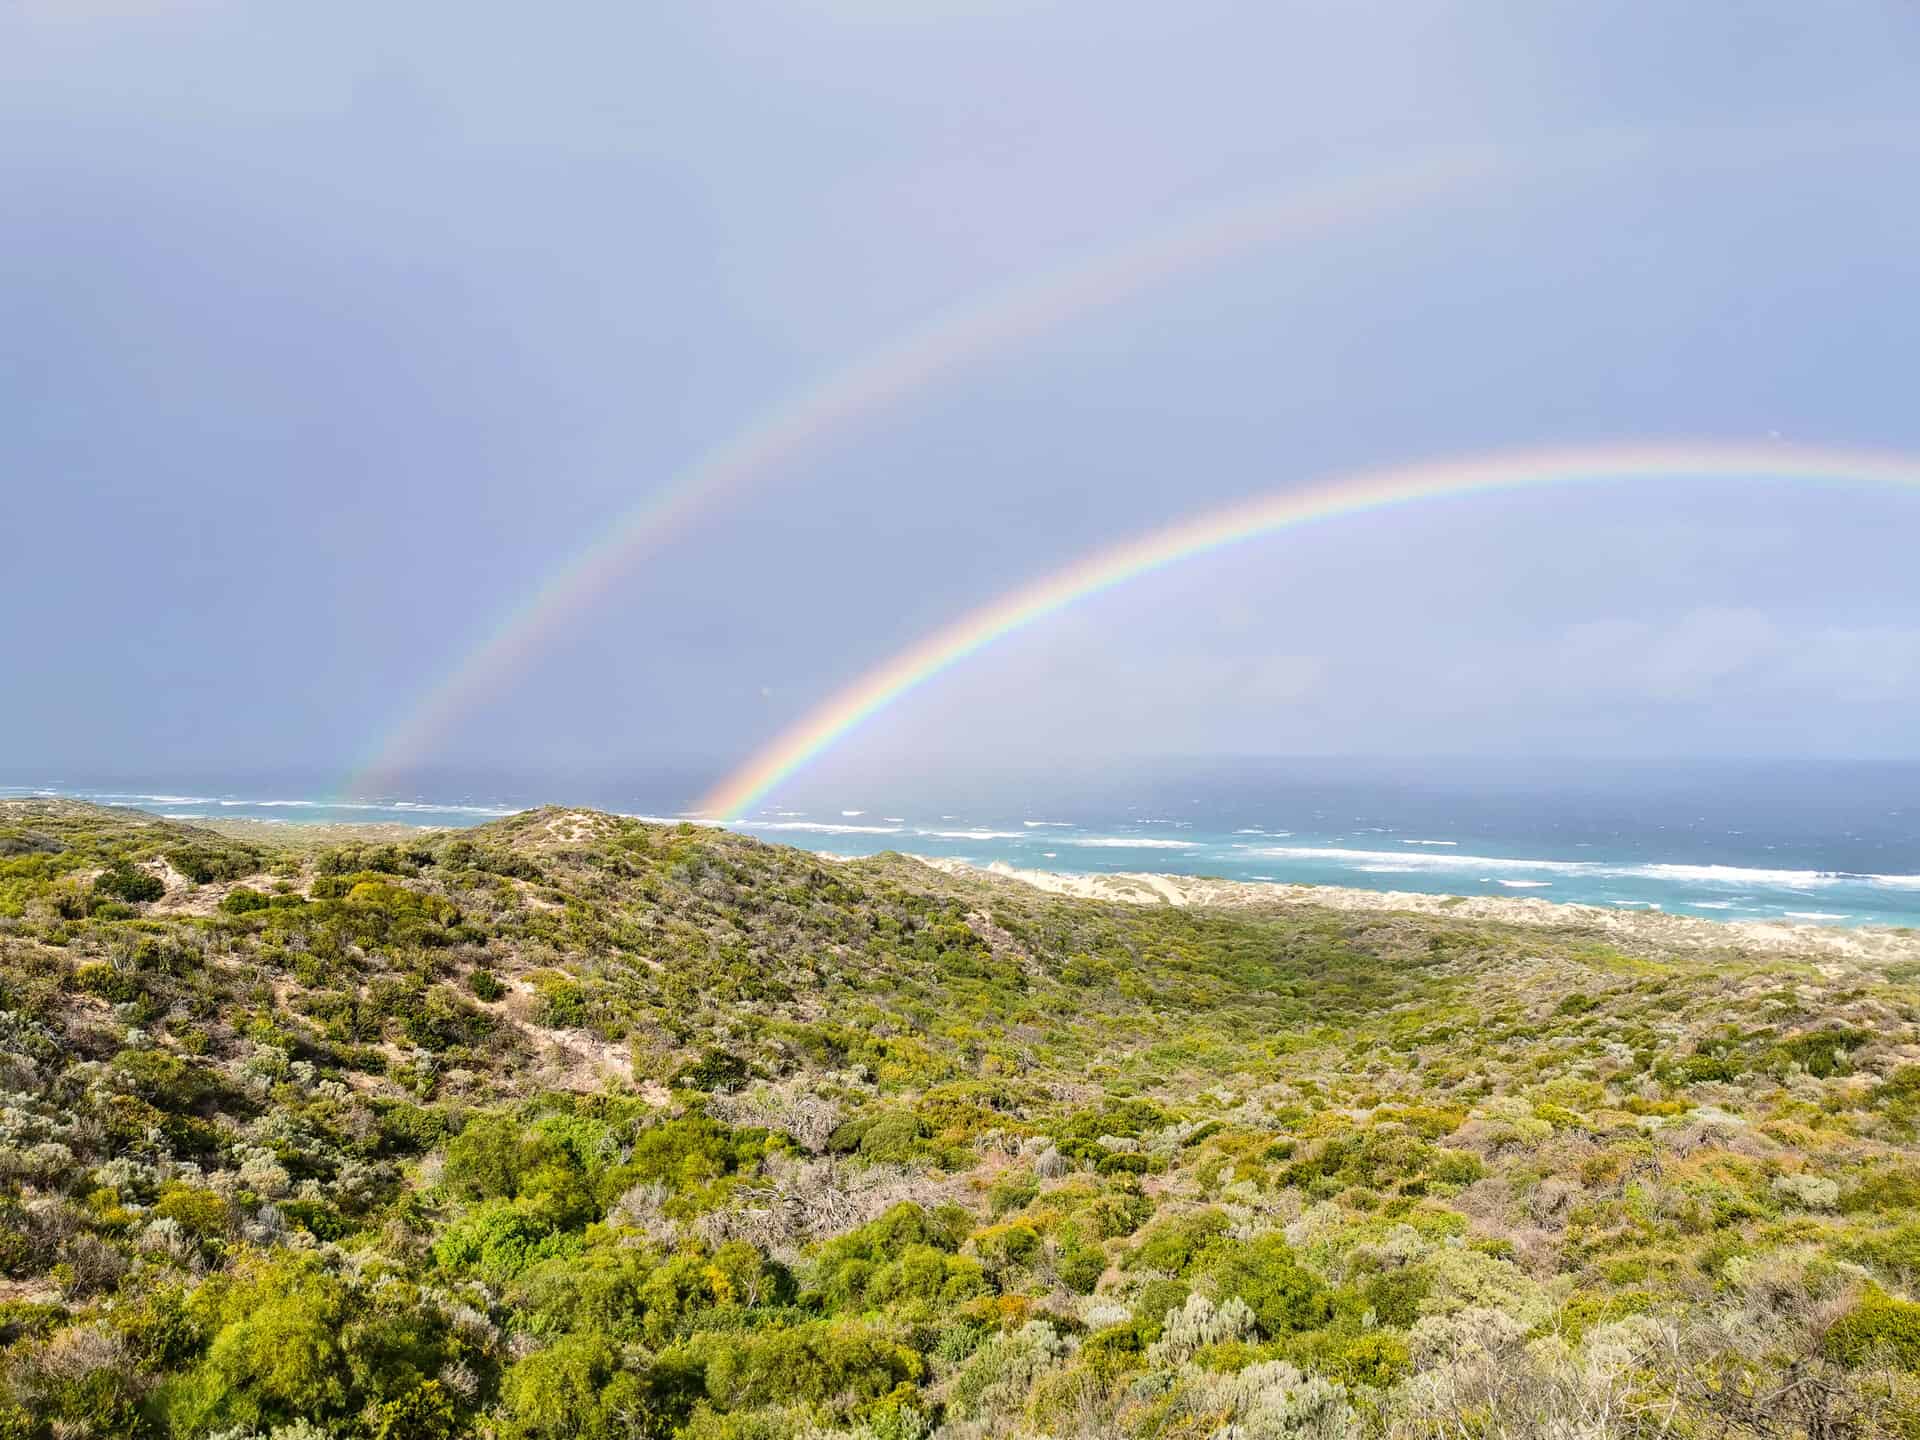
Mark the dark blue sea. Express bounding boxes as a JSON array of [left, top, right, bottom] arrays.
[[9, 760, 1919, 930]]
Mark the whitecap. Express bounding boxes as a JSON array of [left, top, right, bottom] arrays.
[[922, 829, 1025, 840], [841, 810, 865, 817], [1023, 820, 1073, 828], [1783, 910, 1850, 921], [1400, 839, 1458, 846], [744, 821, 903, 835], [1060, 836, 1201, 850], [1498, 880, 1553, 888], [1249, 845, 1582, 872], [390, 801, 519, 816], [1627, 862, 1920, 889]]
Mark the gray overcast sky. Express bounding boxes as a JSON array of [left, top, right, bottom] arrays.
[[6, 2, 1920, 795]]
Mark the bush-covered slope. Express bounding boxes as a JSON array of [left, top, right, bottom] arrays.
[[3, 799, 1920, 1438]]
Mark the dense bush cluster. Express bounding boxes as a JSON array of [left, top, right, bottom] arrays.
[[1, 799, 1919, 1437]]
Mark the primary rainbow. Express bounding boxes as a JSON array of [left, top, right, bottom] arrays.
[[697, 440, 1920, 817]]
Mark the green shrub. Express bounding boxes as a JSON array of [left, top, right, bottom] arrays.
[[530, 972, 589, 1028], [1054, 1239, 1106, 1294], [72, 961, 142, 1003], [167, 845, 258, 884], [1276, 1327, 1413, 1388], [703, 1320, 923, 1411], [1827, 1290, 1920, 1371], [814, 1203, 973, 1308], [971, 1223, 1042, 1275], [1770, 1027, 1873, 1079], [370, 1380, 461, 1440], [445, 1111, 545, 1200], [988, 1169, 1040, 1217], [153, 1184, 228, 1239], [1361, 1264, 1432, 1327], [166, 1252, 451, 1435], [846, 1110, 930, 1164], [1128, 1209, 1228, 1274], [432, 1200, 581, 1284], [1205, 1235, 1333, 1336], [498, 1331, 655, 1440], [92, 863, 164, 904], [673, 1049, 749, 1092]]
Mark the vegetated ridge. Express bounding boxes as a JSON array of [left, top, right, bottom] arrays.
[[3, 798, 1920, 1439]]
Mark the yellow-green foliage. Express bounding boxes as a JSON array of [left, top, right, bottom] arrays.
[[3, 798, 1920, 1440]]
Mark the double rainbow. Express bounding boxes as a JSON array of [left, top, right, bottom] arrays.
[[697, 441, 1920, 817], [341, 145, 1511, 792], [344, 123, 1904, 797]]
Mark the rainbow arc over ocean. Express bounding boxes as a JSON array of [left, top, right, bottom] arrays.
[[341, 124, 1910, 801], [341, 152, 1497, 794], [697, 441, 1920, 817]]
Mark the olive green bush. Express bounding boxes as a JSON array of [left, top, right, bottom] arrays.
[[3, 798, 1920, 1438]]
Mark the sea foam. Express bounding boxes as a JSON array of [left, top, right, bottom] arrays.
[[1061, 836, 1202, 850], [745, 821, 903, 835], [1249, 846, 1582, 872]]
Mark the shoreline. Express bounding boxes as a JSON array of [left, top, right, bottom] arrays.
[[33, 803, 1918, 958], [910, 854, 1920, 963]]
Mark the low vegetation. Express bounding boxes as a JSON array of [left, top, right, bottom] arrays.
[[3, 798, 1920, 1438]]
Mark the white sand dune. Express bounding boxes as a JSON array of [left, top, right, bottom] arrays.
[[911, 857, 1920, 964]]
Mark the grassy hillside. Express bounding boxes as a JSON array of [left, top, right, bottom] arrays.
[[3, 798, 1920, 1438]]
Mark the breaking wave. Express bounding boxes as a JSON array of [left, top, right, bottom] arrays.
[[744, 821, 903, 835], [1060, 836, 1202, 850], [1247, 846, 1920, 891]]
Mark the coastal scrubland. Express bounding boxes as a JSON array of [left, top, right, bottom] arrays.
[[3, 798, 1920, 1438]]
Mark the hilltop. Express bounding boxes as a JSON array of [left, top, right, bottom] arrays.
[[3, 798, 1920, 1438]]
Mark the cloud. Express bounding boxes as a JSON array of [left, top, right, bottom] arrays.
[[838, 600, 1920, 772], [12, 0, 217, 22], [1553, 607, 1780, 702], [1544, 608, 1920, 707]]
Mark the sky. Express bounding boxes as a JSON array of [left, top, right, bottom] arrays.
[[5, 2, 1920, 805]]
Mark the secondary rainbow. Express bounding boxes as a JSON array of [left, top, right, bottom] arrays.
[[698, 440, 1920, 817]]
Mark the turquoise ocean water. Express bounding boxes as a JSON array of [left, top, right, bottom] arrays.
[[9, 762, 1920, 930]]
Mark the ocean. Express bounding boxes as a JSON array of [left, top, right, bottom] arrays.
[[8, 760, 1919, 930]]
